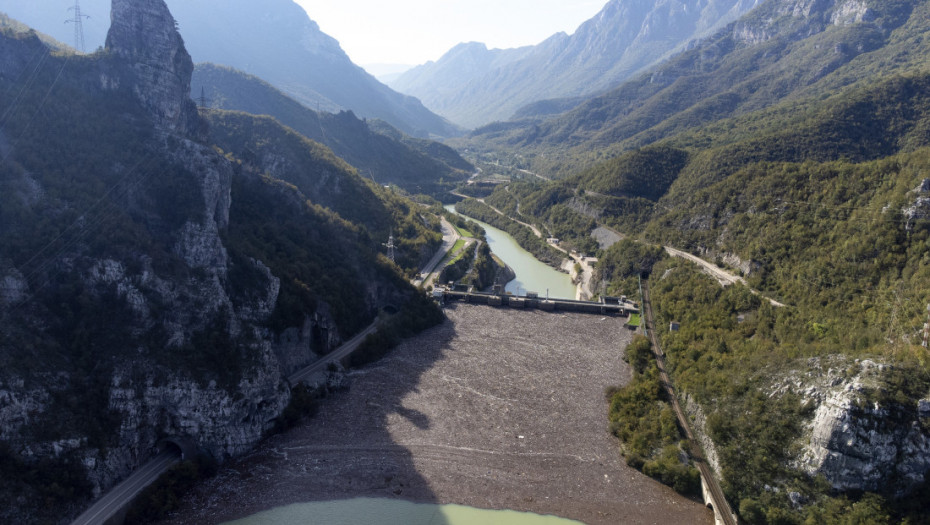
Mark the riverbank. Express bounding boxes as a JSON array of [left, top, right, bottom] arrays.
[[449, 200, 596, 301], [446, 205, 576, 299], [156, 304, 712, 525]]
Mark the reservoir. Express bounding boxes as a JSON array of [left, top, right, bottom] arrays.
[[161, 305, 712, 525], [445, 205, 576, 299], [222, 498, 584, 525]]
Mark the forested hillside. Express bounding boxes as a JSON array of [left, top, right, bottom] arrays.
[[192, 64, 472, 196]]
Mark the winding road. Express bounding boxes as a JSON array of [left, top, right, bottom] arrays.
[[663, 246, 786, 307], [595, 223, 786, 307], [71, 315, 385, 525]]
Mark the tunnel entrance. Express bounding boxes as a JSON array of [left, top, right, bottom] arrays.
[[156, 436, 199, 461]]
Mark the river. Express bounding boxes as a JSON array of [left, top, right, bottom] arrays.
[[444, 205, 576, 299]]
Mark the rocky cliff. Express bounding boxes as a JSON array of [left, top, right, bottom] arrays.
[[104, 0, 199, 134], [768, 357, 930, 495], [0, 1, 412, 522]]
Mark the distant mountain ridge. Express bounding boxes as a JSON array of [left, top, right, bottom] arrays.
[[463, 0, 916, 178], [193, 63, 472, 195], [0, 0, 459, 138], [391, 0, 763, 128]]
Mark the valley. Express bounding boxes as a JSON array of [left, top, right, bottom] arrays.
[[155, 304, 712, 525], [3, 0, 930, 524]]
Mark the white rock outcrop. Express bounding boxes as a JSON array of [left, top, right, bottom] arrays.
[[104, 0, 200, 134], [776, 358, 930, 494]]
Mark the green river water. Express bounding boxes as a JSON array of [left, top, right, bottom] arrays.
[[445, 205, 576, 299], [222, 498, 584, 525]]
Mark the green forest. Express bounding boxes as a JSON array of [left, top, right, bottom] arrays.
[[451, 4, 930, 523]]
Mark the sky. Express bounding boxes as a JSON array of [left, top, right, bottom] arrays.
[[294, 0, 606, 67]]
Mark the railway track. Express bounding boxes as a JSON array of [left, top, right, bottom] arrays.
[[641, 280, 738, 525]]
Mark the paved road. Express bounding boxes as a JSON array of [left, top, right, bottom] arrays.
[[414, 217, 460, 288], [288, 320, 381, 385], [641, 281, 737, 525], [450, 192, 545, 237], [72, 315, 381, 525], [71, 450, 181, 525]]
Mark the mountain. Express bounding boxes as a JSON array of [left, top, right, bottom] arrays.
[[0, 2, 442, 522], [464, 0, 920, 178], [0, 0, 460, 138], [462, 0, 930, 521], [390, 0, 763, 128], [363, 63, 415, 84], [389, 41, 535, 125], [192, 63, 472, 195], [0, 12, 73, 51]]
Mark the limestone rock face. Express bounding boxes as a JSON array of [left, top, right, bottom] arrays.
[[105, 0, 198, 133], [802, 388, 930, 492], [771, 358, 930, 495], [105, 348, 289, 458]]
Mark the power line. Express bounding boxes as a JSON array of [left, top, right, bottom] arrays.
[[0, 152, 161, 324], [0, 44, 52, 133], [0, 56, 70, 165]]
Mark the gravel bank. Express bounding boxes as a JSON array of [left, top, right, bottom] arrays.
[[158, 304, 712, 525]]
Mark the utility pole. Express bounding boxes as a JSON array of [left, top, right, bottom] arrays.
[[65, 0, 90, 53]]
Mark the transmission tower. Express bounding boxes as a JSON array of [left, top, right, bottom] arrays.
[[196, 87, 212, 110], [383, 230, 396, 263], [65, 0, 90, 53]]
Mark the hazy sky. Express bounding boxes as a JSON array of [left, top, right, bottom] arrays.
[[295, 0, 606, 66]]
